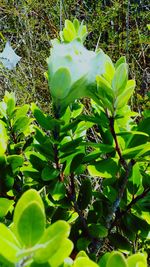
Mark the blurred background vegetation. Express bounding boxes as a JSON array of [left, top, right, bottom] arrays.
[[0, 0, 149, 112]]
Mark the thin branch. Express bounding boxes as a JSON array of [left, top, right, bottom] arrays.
[[106, 116, 134, 228], [110, 187, 150, 229]]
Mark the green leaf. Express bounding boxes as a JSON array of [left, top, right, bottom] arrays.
[[102, 60, 115, 83], [109, 233, 132, 251], [70, 153, 85, 173], [60, 138, 82, 153], [74, 257, 98, 267], [128, 117, 150, 148], [31, 103, 61, 131], [6, 96, 16, 118], [14, 189, 44, 232], [76, 238, 90, 251], [106, 252, 127, 267], [0, 223, 20, 263], [34, 221, 70, 263], [122, 143, 150, 159], [96, 75, 114, 99], [13, 104, 29, 123], [98, 252, 111, 267], [88, 223, 108, 238], [51, 67, 71, 99], [112, 63, 128, 96], [48, 238, 73, 267], [0, 120, 8, 154], [0, 198, 14, 218], [77, 178, 92, 210], [13, 116, 31, 134], [41, 165, 60, 181], [88, 159, 118, 178], [128, 162, 142, 194], [17, 201, 45, 247], [114, 80, 135, 110], [63, 20, 76, 42], [50, 181, 66, 201], [115, 56, 126, 69], [7, 155, 24, 173], [127, 253, 147, 267], [0, 255, 14, 267]]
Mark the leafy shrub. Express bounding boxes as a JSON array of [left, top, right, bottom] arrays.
[[0, 19, 150, 266]]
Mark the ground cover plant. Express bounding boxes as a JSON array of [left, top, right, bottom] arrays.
[[0, 19, 150, 266], [0, 0, 149, 111]]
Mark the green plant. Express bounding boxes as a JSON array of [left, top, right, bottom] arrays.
[[0, 188, 99, 267], [0, 18, 150, 266]]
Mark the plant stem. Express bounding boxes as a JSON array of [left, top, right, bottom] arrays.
[[110, 187, 150, 229], [52, 103, 64, 182], [67, 173, 92, 239], [106, 116, 134, 228]]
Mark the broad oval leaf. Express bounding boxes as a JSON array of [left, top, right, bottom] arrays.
[[17, 202, 45, 247], [13, 189, 44, 233], [0, 223, 20, 263], [0, 198, 14, 218], [34, 220, 70, 263], [127, 253, 147, 267], [74, 257, 98, 267], [50, 67, 71, 99], [106, 252, 127, 267], [112, 63, 128, 96], [88, 159, 118, 178], [48, 238, 73, 267]]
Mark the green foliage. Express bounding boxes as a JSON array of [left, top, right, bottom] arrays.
[[98, 251, 147, 267], [0, 18, 150, 267], [0, 189, 99, 267]]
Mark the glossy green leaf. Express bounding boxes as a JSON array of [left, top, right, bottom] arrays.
[[41, 165, 59, 181], [0, 198, 14, 218], [0, 120, 8, 154], [114, 80, 135, 110], [127, 253, 147, 267], [98, 252, 111, 267], [0, 223, 20, 263], [51, 67, 71, 99], [88, 159, 118, 178], [70, 153, 85, 173], [76, 238, 90, 251], [6, 96, 15, 117], [106, 252, 127, 267], [14, 189, 44, 230], [17, 201, 45, 247], [102, 60, 115, 83], [109, 233, 132, 251], [74, 257, 98, 267], [0, 255, 14, 267], [13, 104, 29, 122], [115, 56, 126, 69], [7, 155, 24, 173], [34, 221, 70, 263], [128, 162, 142, 194], [13, 116, 31, 134], [31, 103, 61, 131], [96, 75, 114, 100], [127, 117, 150, 148], [60, 138, 82, 153], [77, 178, 92, 210], [50, 181, 66, 201], [89, 223, 108, 238], [112, 63, 128, 96], [48, 238, 73, 267], [122, 143, 150, 159]]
